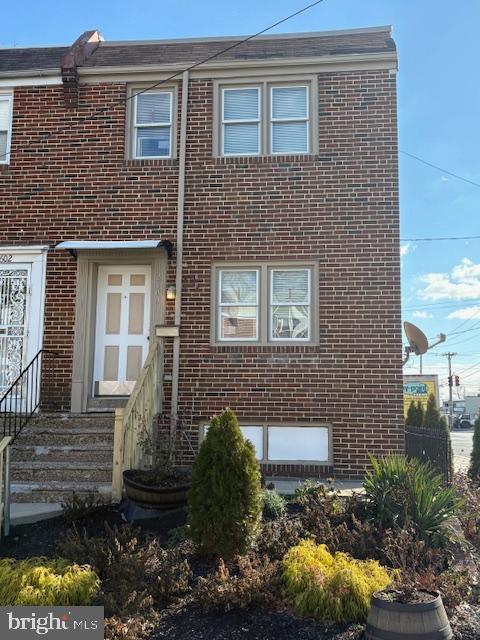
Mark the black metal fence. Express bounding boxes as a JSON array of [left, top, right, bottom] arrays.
[[405, 424, 453, 485]]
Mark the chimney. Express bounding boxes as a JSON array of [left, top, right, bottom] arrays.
[[61, 30, 103, 108]]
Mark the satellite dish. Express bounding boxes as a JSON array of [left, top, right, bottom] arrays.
[[404, 321, 429, 356]]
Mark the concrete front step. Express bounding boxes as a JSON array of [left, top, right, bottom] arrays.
[[11, 481, 112, 504], [10, 412, 116, 504], [17, 428, 114, 447], [11, 461, 112, 483], [11, 443, 113, 463]]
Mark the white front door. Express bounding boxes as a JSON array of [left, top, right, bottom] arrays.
[[93, 265, 151, 396]]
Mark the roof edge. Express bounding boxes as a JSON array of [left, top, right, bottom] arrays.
[[0, 25, 392, 52], [103, 25, 392, 47]]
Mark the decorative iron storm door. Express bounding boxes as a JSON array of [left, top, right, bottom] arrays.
[[0, 265, 30, 404]]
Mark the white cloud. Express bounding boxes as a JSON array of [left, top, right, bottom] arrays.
[[418, 258, 480, 301], [400, 243, 416, 257], [412, 310, 433, 319], [447, 306, 480, 320]]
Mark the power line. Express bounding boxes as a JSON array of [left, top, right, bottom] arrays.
[[400, 150, 480, 189], [401, 235, 480, 242], [0, 0, 326, 162]]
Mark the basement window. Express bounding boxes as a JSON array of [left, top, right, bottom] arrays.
[[201, 423, 331, 464], [0, 94, 13, 164], [131, 90, 173, 159]]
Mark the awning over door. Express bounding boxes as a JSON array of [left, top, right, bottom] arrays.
[[55, 239, 172, 257]]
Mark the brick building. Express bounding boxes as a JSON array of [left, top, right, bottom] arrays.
[[0, 26, 404, 500]]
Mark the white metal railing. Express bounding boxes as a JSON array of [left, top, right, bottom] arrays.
[[0, 436, 12, 539], [111, 339, 163, 503]]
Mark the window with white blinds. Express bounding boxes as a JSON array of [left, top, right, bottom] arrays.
[[218, 269, 259, 340], [133, 91, 173, 158], [213, 264, 316, 344], [270, 268, 311, 340], [0, 95, 13, 164], [270, 86, 309, 154], [222, 87, 260, 156], [218, 82, 313, 157]]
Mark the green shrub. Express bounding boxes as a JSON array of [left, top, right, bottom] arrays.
[[0, 558, 99, 606], [423, 394, 441, 429], [261, 489, 285, 519], [188, 408, 261, 559], [195, 554, 281, 612], [364, 455, 458, 545], [469, 415, 480, 480], [405, 400, 422, 427], [282, 540, 391, 622]]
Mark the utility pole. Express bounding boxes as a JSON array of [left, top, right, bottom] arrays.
[[443, 352, 457, 428]]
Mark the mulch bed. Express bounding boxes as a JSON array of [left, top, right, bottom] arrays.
[[152, 603, 364, 640], [0, 504, 186, 559], [1, 507, 480, 639]]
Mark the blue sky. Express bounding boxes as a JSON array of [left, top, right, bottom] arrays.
[[2, 0, 480, 398]]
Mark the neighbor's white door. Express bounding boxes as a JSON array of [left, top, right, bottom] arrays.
[[93, 265, 151, 396]]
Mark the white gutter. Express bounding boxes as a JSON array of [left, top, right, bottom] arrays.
[[170, 70, 189, 442]]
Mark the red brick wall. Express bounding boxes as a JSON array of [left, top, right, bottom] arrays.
[[0, 68, 404, 476]]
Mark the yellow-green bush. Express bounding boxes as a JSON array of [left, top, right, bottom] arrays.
[[282, 540, 391, 622], [0, 558, 99, 606]]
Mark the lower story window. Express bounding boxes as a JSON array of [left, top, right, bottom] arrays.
[[212, 263, 317, 345]]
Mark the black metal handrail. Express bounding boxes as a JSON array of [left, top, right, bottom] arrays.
[[0, 349, 57, 442]]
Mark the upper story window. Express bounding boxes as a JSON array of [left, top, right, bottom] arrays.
[[270, 86, 308, 154], [216, 79, 316, 158], [222, 87, 261, 156], [132, 90, 173, 159], [212, 263, 318, 345], [0, 94, 13, 164]]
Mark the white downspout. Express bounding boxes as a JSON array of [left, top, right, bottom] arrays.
[[170, 70, 189, 443]]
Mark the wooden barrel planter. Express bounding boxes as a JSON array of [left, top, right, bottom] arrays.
[[365, 591, 453, 640], [123, 470, 190, 510]]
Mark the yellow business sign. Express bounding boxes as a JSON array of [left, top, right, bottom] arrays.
[[403, 378, 437, 417]]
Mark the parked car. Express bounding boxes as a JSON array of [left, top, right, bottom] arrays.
[[453, 414, 474, 429]]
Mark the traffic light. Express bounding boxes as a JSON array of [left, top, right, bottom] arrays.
[[448, 376, 453, 387], [455, 375, 460, 386]]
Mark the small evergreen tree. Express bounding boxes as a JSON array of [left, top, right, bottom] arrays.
[[405, 401, 417, 427], [416, 401, 425, 427], [469, 414, 480, 480], [423, 394, 441, 429], [188, 408, 261, 559]]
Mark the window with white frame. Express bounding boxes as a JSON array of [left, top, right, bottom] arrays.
[[0, 94, 13, 164], [222, 87, 260, 156], [201, 423, 329, 463], [213, 264, 316, 344], [218, 81, 312, 157], [132, 90, 173, 159]]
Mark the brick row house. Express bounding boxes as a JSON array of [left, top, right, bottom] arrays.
[[0, 26, 404, 502]]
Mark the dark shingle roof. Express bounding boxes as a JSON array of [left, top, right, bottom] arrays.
[[0, 28, 394, 75], [0, 46, 69, 73]]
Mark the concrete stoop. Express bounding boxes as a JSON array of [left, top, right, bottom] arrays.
[[10, 413, 115, 504]]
